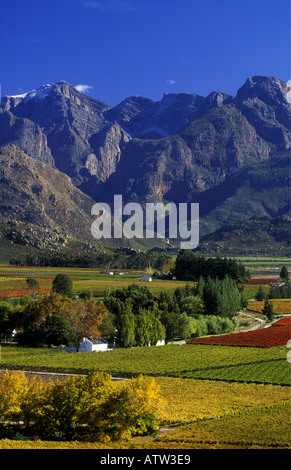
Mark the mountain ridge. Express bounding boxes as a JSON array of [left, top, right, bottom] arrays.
[[0, 75, 290, 254]]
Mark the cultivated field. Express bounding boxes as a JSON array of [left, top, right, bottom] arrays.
[[0, 257, 290, 449], [0, 342, 290, 449], [0, 257, 289, 300], [0, 266, 189, 298]]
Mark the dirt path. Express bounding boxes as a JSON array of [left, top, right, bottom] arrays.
[[0, 369, 128, 383], [239, 310, 267, 330]]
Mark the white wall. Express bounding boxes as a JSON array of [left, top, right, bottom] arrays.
[[79, 338, 108, 352]]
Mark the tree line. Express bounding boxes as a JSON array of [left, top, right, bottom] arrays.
[[255, 283, 291, 301], [0, 274, 112, 347], [103, 277, 242, 347], [173, 250, 250, 282], [9, 249, 174, 271], [255, 265, 290, 302], [0, 272, 244, 347]]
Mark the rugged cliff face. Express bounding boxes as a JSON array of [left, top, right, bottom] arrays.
[[0, 144, 95, 241], [86, 122, 131, 181], [0, 76, 290, 241], [91, 104, 274, 204], [0, 109, 54, 166]]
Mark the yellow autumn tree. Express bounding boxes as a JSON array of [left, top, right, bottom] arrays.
[[94, 375, 167, 442], [28, 370, 114, 440], [0, 370, 28, 422], [0, 371, 166, 442], [161, 258, 175, 274], [0, 370, 43, 426], [145, 267, 154, 277]]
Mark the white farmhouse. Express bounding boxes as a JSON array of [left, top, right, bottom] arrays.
[[79, 337, 108, 352]]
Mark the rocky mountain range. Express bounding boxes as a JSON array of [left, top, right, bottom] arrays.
[[0, 75, 290, 256]]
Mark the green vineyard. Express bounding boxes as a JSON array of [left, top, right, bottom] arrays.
[[1, 343, 289, 385]]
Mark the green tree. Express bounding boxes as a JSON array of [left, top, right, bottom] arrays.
[[26, 277, 40, 296], [146, 303, 165, 346], [135, 308, 151, 347], [179, 295, 204, 316], [203, 276, 240, 319], [17, 321, 51, 347], [255, 285, 266, 301], [79, 290, 92, 300], [0, 303, 13, 340], [218, 276, 241, 319], [118, 300, 136, 348], [280, 266, 289, 281], [52, 274, 74, 299], [160, 301, 181, 342], [195, 275, 205, 298], [178, 312, 197, 340], [203, 277, 220, 315], [99, 312, 116, 343], [42, 315, 78, 347], [173, 250, 249, 281], [191, 315, 208, 337], [191, 315, 235, 338], [262, 298, 275, 321]]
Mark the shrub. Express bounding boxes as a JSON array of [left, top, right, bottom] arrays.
[[191, 315, 235, 338]]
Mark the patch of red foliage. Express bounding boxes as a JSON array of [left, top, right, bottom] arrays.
[[0, 289, 51, 299], [272, 317, 291, 327], [249, 278, 277, 285], [187, 322, 291, 348]]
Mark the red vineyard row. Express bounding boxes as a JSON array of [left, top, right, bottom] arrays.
[[248, 278, 278, 285], [272, 317, 291, 326], [0, 289, 52, 299], [187, 318, 291, 348]]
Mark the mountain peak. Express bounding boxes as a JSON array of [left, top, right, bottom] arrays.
[[6, 83, 54, 101], [3, 81, 81, 103], [236, 75, 288, 101]]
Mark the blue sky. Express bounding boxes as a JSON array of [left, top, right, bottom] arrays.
[[0, 0, 290, 105]]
